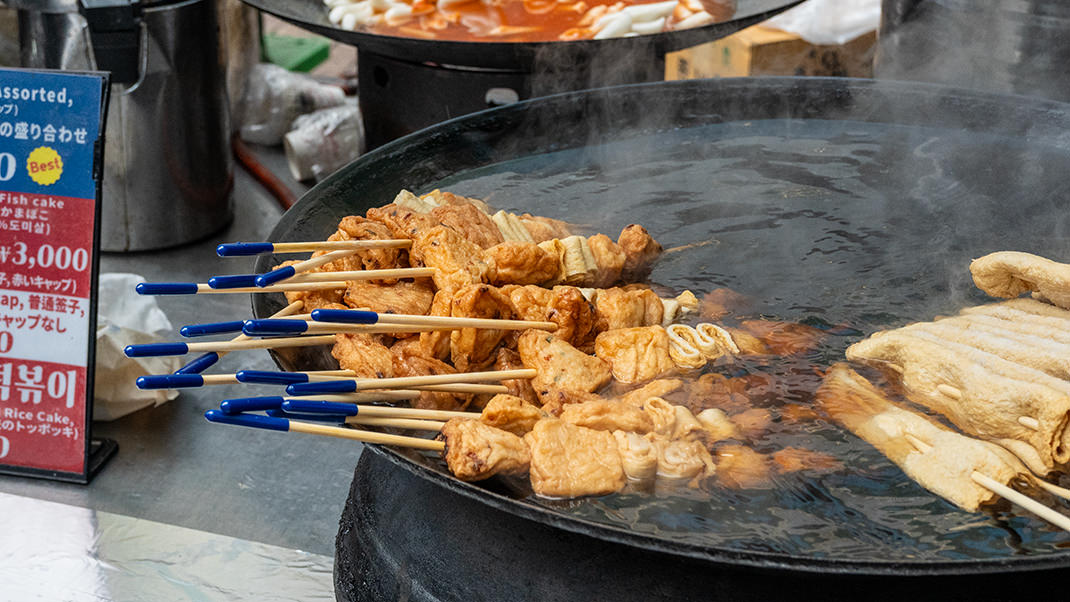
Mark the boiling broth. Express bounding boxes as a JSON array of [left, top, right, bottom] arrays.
[[421, 118, 1070, 560]]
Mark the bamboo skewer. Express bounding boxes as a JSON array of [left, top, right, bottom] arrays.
[[207, 268, 434, 289], [242, 320, 463, 336], [138, 281, 352, 295], [205, 410, 444, 451], [279, 399, 478, 421], [904, 433, 1070, 533], [310, 308, 559, 331], [343, 416, 445, 431], [216, 240, 412, 256], [126, 335, 337, 357], [285, 368, 536, 395], [257, 249, 359, 287], [173, 301, 305, 374]]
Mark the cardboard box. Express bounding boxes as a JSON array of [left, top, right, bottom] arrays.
[[665, 25, 876, 81]]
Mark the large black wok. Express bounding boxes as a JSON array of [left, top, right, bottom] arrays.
[[254, 78, 1070, 597], [243, 0, 801, 70]]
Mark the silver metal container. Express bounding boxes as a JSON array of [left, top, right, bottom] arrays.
[[16, 0, 234, 251]]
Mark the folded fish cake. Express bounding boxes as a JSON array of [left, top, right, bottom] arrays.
[[441, 418, 531, 482], [595, 326, 677, 384], [480, 393, 545, 436], [524, 419, 626, 498]]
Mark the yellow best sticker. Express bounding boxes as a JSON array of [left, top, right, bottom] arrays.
[[27, 146, 63, 186]]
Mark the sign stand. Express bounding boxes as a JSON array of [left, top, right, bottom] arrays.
[[0, 68, 115, 484]]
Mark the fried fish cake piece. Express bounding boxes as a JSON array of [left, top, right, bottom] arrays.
[[586, 234, 626, 289], [332, 332, 394, 378], [518, 214, 571, 242], [328, 215, 408, 279], [506, 285, 598, 350], [715, 444, 773, 490], [594, 326, 676, 384], [970, 251, 1070, 309], [418, 289, 452, 360], [366, 203, 440, 240], [344, 279, 435, 318], [441, 418, 531, 482], [484, 242, 560, 286], [518, 329, 613, 403], [449, 284, 515, 371], [617, 224, 662, 281], [538, 388, 605, 417], [739, 320, 825, 356], [480, 394, 545, 436], [524, 419, 626, 498], [593, 287, 664, 332], [410, 225, 489, 293], [430, 203, 504, 250], [560, 399, 654, 434], [391, 343, 471, 411], [492, 347, 539, 406], [616, 379, 685, 406], [284, 285, 345, 312]]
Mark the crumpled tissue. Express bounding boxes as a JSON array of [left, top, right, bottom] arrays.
[[765, 0, 881, 46], [94, 273, 182, 421]]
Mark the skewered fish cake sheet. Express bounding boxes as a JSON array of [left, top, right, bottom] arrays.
[[479, 394, 546, 436], [518, 329, 613, 405], [845, 327, 1070, 475], [559, 399, 655, 433], [525, 419, 627, 498], [448, 283, 516, 371], [594, 325, 677, 384], [817, 364, 1038, 512], [344, 279, 435, 316], [483, 241, 560, 286], [971, 251, 1070, 310], [441, 418, 531, 482]]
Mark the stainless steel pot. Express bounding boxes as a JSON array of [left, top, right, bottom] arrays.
[[16, 0, 233, 251]]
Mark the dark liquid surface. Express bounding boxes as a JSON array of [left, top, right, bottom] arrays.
[[423, 118, 1070, 561]]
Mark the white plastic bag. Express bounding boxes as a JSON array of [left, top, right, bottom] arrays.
[[765, 0, 881, 45], [239, 64, 347, 146], [283, 101, 365, 182], [94, 273, 182, 421]]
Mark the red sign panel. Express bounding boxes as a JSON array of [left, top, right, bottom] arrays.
[[0, 68, 108, 482]]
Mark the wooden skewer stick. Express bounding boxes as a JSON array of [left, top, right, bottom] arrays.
[[1019, 416, 1041, 431], [126, 335, 338, 358], [280, 398, 478, 421], [173, 301, 305, 374], [344, 416, 445, 431], [139, 282, 351, 295], [216, 240, 412, 256], [294, 421, 444, 450], [257, 249, 359, 287], [1034, 479, 1070, 502], [205, 410, 443, 451], [357, 369, 534, 389], [907, 432, 1070, 533], [311, 308, 558, 331], [287, 267, 436, 283], [971, 472, 1070, 533]]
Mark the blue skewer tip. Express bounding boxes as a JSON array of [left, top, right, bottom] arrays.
[[175, 352, 220, 374], [286, 380, 357, 396], [219, 396, 286, 415], [136, 374, 204, 389], [207, 274, 259, 289], [216, 242, 274, 257], [124, 342, 189, 357], [136, 282, 199, 295], [310, 309, 378, 324], [255, 266, 296, 287], [179, 320, 245, 337], [241, 319, 309, 336], [234, 370, 310, 385], [205, 409, 289, 432], [281, 399, 359, 416]]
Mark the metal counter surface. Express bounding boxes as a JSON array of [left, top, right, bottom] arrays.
[[0, 151, 361, 561]]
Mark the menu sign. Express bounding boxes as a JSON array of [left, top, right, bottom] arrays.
[[0, 68, 111, 483]]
